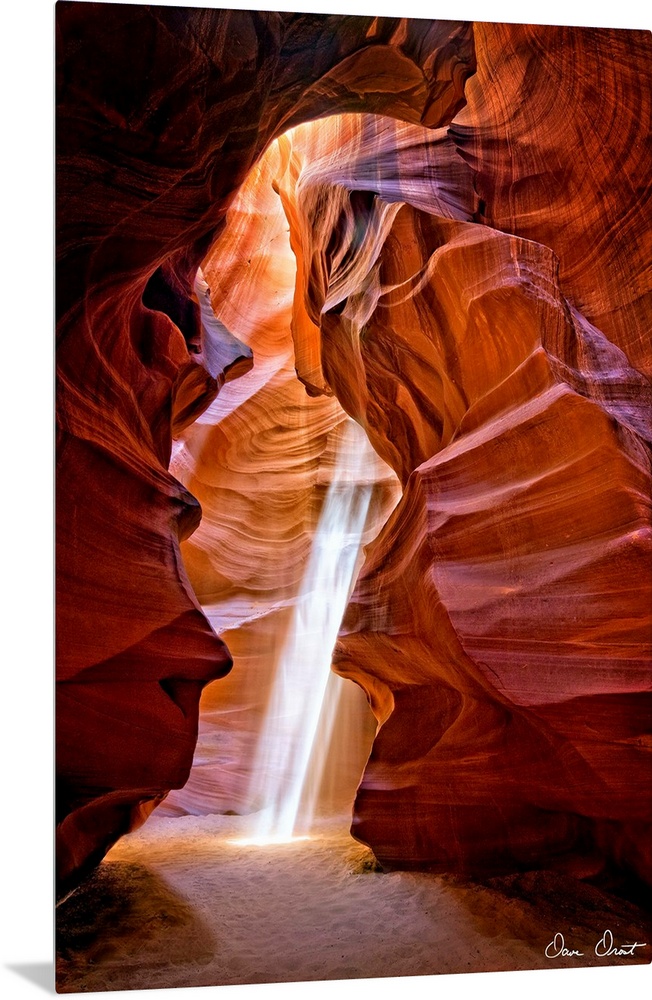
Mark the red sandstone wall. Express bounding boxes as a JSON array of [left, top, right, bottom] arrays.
[[56, 4, 651, 895], [159, 137, 400, 819], [55, 2, 474, 893]]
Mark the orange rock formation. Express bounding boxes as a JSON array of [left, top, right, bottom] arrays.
[[160, 138, 400, 819], [56, 4, 651, 897]]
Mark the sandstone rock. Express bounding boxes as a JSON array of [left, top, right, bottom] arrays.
[[56, 3, 472, 891], [56, 6, 651, 895], [161, 137, 399, 820]]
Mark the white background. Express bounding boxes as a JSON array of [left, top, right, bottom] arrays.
[[1, 1, 650, 998]]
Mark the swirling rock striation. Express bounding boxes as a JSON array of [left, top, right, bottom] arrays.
[[278, 35, 652, 884], [57, 4, 651, 895], [160, 137, 400, 819], [56, 2, 474, 893]]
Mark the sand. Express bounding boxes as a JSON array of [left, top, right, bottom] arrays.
[[55, 811, 652, 994]]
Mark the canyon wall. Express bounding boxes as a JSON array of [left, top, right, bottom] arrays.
[[159, 139, 400, 821], [56, 3, 651, 895], [313, 31, 652, 883], [56, 2, 473, 893]]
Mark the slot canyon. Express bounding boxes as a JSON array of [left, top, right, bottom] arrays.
[[55, 2, 651, 990]]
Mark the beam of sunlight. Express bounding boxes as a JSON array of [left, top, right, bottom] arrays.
[[292, 671, 348, 837], [243, 418, 375, 843]]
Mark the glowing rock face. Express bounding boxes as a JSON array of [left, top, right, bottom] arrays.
[[160, 137, 400, 825], [56, 5, 651, 894], [286, 67, 651, 878], [56, 6, 472, 891]]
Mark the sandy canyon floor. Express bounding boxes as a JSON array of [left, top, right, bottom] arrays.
[[56, 812, 651, 993]]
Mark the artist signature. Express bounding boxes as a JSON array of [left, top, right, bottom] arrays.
[[545, 929, 648, 959]]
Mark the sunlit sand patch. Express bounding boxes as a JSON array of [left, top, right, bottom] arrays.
[[56, 810, 652, 994]]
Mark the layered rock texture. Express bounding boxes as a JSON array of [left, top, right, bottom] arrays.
[[159, 144, 400, 820], [57, 3, 651, 898]]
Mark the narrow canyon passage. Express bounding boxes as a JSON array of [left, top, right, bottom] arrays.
[[156, 121, 402, 834], [55, 8, 652, 991], [56, 108, 652, 992]]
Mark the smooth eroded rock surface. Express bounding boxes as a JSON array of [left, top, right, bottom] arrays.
[[56, 3, 473, 892], [57, 5, 651, 896]]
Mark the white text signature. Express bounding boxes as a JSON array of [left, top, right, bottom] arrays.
[[545, 929, 647, 959]]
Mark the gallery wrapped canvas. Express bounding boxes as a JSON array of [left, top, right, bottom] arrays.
[[52, 0, 651, 995]]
